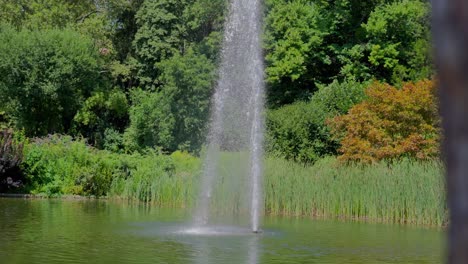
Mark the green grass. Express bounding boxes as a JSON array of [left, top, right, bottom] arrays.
[[265, 157, 447, 226], [108, 151, 201, 207], [20, 136, 447, 226]]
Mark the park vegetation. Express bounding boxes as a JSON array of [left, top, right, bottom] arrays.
[[0, 0, 446, 225]]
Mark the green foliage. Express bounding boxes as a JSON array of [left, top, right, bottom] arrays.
[[125, 51, 215, 153], [264, 0, 328, 106], [264, 0, 432, 105], [133, 0, 188, 87], [103, 128, 126, 153], [363, 0, 431, 83], [124, 89, 175, 152], [21, 135, 200, 203], [21, 136, 117, 196], [0, 26, 102, 136], [133, 0, 225, 89], [266, 79, 367, 163], [329, 80, 439, 163], [0, 0, 90, 29], [74, 89, 129, 147], [157, 51, 216, 152], [0, 130, 25, 192], [109, 150, 200, 206]]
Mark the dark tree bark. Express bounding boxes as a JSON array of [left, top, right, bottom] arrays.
[[432, 1, 468, 263]]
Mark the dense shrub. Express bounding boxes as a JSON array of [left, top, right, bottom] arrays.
[[266, 80, 367, 163], [0, 26, 103, 136], [73, 89, 129, 148], [329, 80, 439, 163], [0, 129, 24, 192], [21, 135, 199, 203], [21, 136, 118, 196]]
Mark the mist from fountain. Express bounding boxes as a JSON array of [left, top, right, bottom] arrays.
[[193, 0, 265, 233]]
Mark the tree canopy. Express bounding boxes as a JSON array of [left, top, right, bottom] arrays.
[[0, 0, 436, 162]]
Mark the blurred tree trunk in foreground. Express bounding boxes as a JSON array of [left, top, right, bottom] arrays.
[[433, 1, 468, 263]]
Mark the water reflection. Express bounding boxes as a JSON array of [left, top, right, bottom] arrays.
[[0, 199, 444, 264], [192, 237, 210, 264], [189, 228, 261, 264], [246, 235, 260, 264]]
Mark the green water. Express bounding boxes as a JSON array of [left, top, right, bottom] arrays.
[[0, 198, 444, 264]]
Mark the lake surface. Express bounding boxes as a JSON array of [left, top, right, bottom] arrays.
[[0, 198, 444, 264]]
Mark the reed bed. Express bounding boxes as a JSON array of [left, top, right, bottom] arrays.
[[114, 153, 447, 226], [22, 137, 447, 225], [108, 151, 201, 208], [264, 157, 447, 226]]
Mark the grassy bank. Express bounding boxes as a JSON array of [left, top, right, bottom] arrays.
[[265, 157, 447, 226], [10, 136, 447, 226], [19, 136, 200, 207]]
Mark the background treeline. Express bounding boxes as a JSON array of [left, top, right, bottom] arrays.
[[0, 0, 435, 161], [0, 0, 225, 154], [0, 0, 445, 224]]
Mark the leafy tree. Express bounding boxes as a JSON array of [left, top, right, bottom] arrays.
[[329, 80, 439, 163], [264, 0, 328, 106], [264, 0, 431, 107], [73, 89, 129, 147], [124, 89, 174, 152], [266, 79, 367, 163], [157, 51, 216, 152], [133, 0, 225, 90], [133, 0, 191, 89], [125, 51, 215, 153], [336, 0, 431, 83], [363, 0, 431, 83], [0, 26, 102, 136]]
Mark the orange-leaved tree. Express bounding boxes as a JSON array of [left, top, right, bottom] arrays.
[[328, 80, 440, 163]]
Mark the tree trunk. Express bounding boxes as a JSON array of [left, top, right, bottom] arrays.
[[433, 1, 468, 263]]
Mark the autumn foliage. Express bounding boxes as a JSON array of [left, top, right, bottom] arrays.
[[329, 80, 440, 163]]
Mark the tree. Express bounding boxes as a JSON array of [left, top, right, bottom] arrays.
[[266, 79, 367, 163], [264, 0, 328, 106], [329, 80, 439, 163], [133, 0, 225, 90], [124, 51, 215, 153], [263, 0, 432, 107], [73, 89, 129, 148], [363, 0, 432, 83], [133, 0, 191, 89], [0, 26, 103, 136]]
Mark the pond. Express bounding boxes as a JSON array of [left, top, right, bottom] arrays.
[[0, 198, 444, 264]]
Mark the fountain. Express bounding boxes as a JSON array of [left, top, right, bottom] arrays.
[[193, 0, 265, 233]]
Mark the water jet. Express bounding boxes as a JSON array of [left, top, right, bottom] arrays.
[[193, 0, 265, 233]]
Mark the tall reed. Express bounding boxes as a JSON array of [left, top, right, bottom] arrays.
[[264, 157, 447, 226], [109, 151, 201, 208], [21, 136, 447, 225]]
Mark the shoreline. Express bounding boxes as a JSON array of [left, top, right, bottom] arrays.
[[0, 193, 107, 200], [0, 193, 446, 228]]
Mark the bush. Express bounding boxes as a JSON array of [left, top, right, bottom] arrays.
[[266, 79, 367, 163], [73, 89, 129, 148], [20, 135, 199, 204], [0, 129, 25, 192], [21, 135, 119, 196], [329, 80, 439, 163], [0, 26, 103, 136]]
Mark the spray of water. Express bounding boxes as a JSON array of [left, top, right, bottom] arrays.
[[193, 0, 265, 233]]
